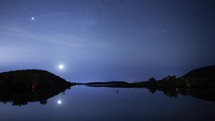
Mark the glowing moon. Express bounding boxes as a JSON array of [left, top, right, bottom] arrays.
[[58, 64, 64, 70]]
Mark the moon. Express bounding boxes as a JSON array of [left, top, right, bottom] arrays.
[[57, 100, 62, 105], [58, 64, 64, 70]]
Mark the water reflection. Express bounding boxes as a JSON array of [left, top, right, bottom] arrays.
[[0, 83, 214, 107], [0, 88, 70, 106], [57, 99, 62, 105], [84, 81, 215, 102], [145, 87, 215, 102]]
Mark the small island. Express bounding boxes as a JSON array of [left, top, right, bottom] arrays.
[[0, 69, 74, 106]]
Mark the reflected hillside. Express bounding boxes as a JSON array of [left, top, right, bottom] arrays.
[[0, 85, 72, 106], [145, 85, 215, 102], [0, 69, 74, 106]]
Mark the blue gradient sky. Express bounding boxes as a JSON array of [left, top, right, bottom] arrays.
[[0, 0, 215, 82]]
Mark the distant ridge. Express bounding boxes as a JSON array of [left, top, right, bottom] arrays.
[[183, 65, 215, 79]]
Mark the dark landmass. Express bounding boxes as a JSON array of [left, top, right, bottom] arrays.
[[183, 65, 215, 79], [0, 69, 74, 89], [85, 65, 215, 102], [182, 65, 215, 88], [85, 81, 131, 87], [0, 69, 74, 106], [85, 65, 215, 88]]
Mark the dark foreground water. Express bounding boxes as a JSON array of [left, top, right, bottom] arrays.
[[1, 86, 215, 121]]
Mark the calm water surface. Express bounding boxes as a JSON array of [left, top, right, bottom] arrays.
[[1, 86, 215, 121]]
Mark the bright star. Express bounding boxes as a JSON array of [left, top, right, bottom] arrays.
[[31, 17, 35, 20]]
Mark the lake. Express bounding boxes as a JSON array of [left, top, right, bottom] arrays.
[[1, 85, 215, 121]]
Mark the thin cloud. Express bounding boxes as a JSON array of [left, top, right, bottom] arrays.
[[0, 25, 87, 48]]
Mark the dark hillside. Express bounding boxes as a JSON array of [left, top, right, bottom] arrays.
[[0, 69, 72, 90], [183, 65, 215, 79]]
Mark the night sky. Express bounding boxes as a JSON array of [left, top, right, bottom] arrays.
[[0, 0, 215, 82]]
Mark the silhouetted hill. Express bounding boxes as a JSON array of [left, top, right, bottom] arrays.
[[183, 65, 215, 79], [0, 69, 72, 90], [182, 65, 215, 88]]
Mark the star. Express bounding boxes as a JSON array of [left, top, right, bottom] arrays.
[[31, 17, 34, 20]]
